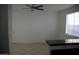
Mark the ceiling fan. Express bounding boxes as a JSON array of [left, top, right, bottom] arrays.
[[25, 4, 44, 11]]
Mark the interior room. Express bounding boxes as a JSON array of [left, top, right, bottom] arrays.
[[0, 4, 79, 55]]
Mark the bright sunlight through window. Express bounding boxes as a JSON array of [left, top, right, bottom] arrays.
[[66, 12, 79, 37]]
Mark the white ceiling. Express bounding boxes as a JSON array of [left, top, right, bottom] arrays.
[[13, 4, 75, 12], [43, 4, 75, 11]]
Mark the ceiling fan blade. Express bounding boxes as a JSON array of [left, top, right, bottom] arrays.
[[25, 4, 32, 8], [35, 5, 43, 7], [36, 8, 44, 11], [32, 4, 35, 7]]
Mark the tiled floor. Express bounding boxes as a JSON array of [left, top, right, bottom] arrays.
[[13, 42, 49, 55]]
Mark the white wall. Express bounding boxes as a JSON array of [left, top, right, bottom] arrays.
[[12, 5, 59, 43], [58, 5, 79, 39]]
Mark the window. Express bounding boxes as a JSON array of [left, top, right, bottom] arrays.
[[66, 12, 79, 37], [65, 39, 79, 43]]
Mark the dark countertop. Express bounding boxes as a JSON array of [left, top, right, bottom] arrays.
[[46, 39, 79, 46]]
